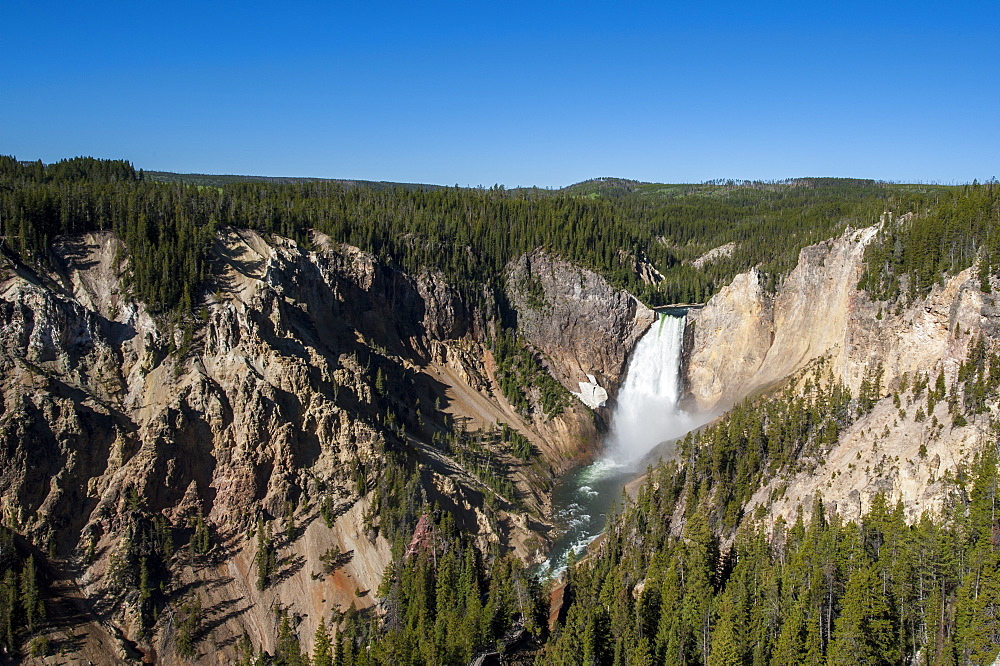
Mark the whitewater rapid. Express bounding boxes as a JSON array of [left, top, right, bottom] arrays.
[[539, 311, 699, 577]]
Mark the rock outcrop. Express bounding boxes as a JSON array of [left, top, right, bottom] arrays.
[[686, 226, 878, 413], [506, 250, 655, 397], [685, 223, 1000, 527]]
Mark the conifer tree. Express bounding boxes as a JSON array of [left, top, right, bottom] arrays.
[[175, 594, 202, 658], [276, 611, 307, 666], [255, 520, 277, 591], [0, 569, 18, 653], [313, 618, 333, 666], [828, 565, 895, 666], [19, 556, 43, 632], [191, 513, 211, 555], [708, 596, 743, 666]]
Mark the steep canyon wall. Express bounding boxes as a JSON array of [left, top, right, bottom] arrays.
[[685, 224, 1000, 526]]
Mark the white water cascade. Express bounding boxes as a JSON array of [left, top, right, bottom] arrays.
[[606, 312, 696, 466], [539, 312, 699, 577]]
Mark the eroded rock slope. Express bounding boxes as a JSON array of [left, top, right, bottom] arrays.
[[0, 228, 650, 662], [685, 224, 1000, 527]]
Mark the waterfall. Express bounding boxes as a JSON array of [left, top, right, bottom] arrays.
[[539, 311, 697, 577], [607, 312, 694, 466]]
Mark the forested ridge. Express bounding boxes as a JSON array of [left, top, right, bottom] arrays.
[[859, 180, 1000, 303], [0, 155, 940, 314]]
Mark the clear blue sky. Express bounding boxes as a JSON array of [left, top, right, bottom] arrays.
[[3, 1, 997, 187]]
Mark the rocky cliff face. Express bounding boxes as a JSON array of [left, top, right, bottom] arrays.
[[684, 223, 1000, 527], [685, 226, 879, 413], [0, 229, 650, 663], [506, 250, 655, 397]]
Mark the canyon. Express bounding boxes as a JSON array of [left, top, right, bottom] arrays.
[[688, 223, 999, 526], [2, 214, 997, 663]]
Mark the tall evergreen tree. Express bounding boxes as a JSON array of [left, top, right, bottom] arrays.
[[313, 618, 333, 666]]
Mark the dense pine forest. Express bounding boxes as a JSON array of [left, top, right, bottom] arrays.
[[541, 454, 1000, 666], [859, 180, 1000, 302], [0, 155, 946, 315]]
